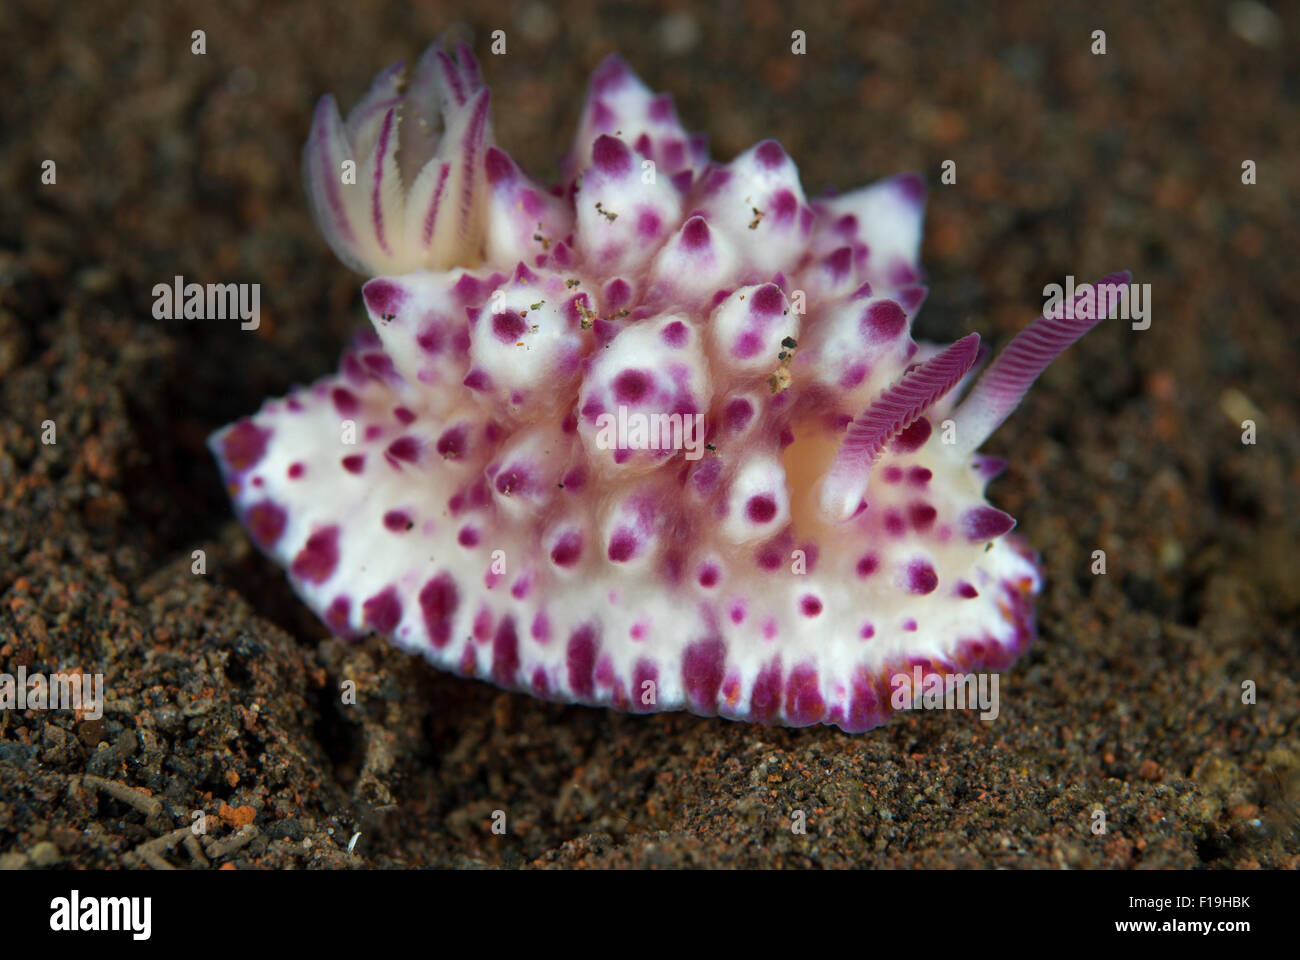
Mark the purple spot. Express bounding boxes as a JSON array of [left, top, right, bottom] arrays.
[[362, 278, 407, 319], [906, 560, 939, 595], [754, 139, 786, 169], [903, 618, 918, 631], [607, 529, 638, 563], [590, 99, 615, 131], [613, 369, 651, 404], [605, 278, 632, 309], [784, 664, 825, 725], [963, 506, 1016, 542], [661, 320, 689, 347], [591, 56, 629, 95], [416, 321, 445, 355], [436, 425, 468, 459], [221, 419, 271, 472], [908, 502, 937, 532], [550, 530, 583, 567], [452, 272, 488, 303], [246, 502, 286, 548], [531, 668, 550, 697], [330, 388, 360, 416], [839, 363, 867, 389], [383, 510, 412, 532], [592, 134, 632, 176], [342, 353, 366, 384], [825, 246, 853, 278], [974, 456, 1008, 480], [957, 581, 979, 599], [733, 331, 762, 358], [697, 564, 720, 588], [463, 368, 492, 392], [386, 436, 419, 463], [897, 285, 928, 313], [648, 92, 675, 123], [690, 457, 722, 496], [724, 398, 754, 432], [495, 466, 532, 497], [291, 526, 340, 584], [492, 310, 529, 343], [631, 660, 658, 713], [567, 626, 599, 698], [749, 659, 783, 724], [341, 454, 365, 474], [772, 190, 798, 222], [458, 526, 480, 547], [324, 596, 351, 637], [895, 172, 926, 205], [531, 612, 551, 643], [362, 587, 402, 633], [492, 617, 520, 685], [889, 260, 920, 286], [800, 595, 823, 618], [884, 510, 906, 537], [847, 669, 883, 731], [892, 417, 932, 452], [419, 574, 459, 648], [394, 406, 416, 425], [681, 637, 726, 712], [863, 300, 907, 340], [746, 495, 777, 524], [636, 209, 662, 238], [751, 283, 785, 316], [681, 216, 710, 250], [860, 623, 876, 640], [882, 465, 904, 483], [908, 466, 932, 485]]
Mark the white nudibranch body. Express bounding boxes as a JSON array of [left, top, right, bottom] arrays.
[[213, 44, 1126, 731]]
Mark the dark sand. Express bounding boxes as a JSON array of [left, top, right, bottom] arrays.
[[1, 0, 1296, 868]]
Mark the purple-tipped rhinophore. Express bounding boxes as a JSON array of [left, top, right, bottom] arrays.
[[953, 270, 1132, 455], [213, 43, 1128, 732], [821, 333, 981, 521]]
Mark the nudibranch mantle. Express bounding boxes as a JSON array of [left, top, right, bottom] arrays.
[[212, 44, 1126, 732]]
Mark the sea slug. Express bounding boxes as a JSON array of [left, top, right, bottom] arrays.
[[211, 43, 1127, 732]]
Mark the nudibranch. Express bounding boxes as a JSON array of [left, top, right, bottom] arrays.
[[212, 43, 1126, 732]]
